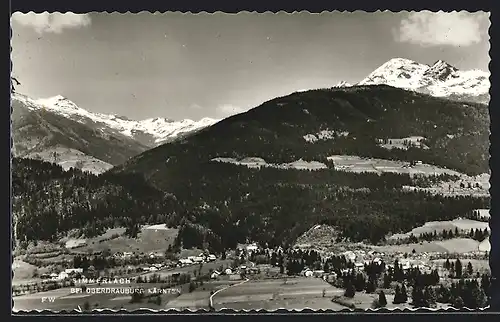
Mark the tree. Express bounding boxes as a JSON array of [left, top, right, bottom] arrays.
[[378, 291, 387, 307], [455, 259, 463, 279], [189, 281, 197, 293], [383, 273, 391, 288], [344, 279, 356, 298], [467, 262, 473, 276], [444, 259, 451, 270], [424, 286, 437, 307], [365, 276, 377, 293], [453, 296, 464, 308]]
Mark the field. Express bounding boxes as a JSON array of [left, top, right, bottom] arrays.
[[431, 259, 490, 274], [327, 155, 461, 176], [71, 225, 178, 255], [26, 147, 113, 175], [377, 136, 428, 151], [211, 277, 347, 310], [211, 157, 327, 171], [13, 258, 234, 312], [388, 219, 490, 240], [373, 238, 483, 254], [12, 260, 42, 284]]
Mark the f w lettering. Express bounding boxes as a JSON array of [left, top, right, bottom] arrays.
[[41, 297, 56, 303]]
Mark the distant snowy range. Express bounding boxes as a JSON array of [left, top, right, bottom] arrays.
[[11, 57, 489, 174]]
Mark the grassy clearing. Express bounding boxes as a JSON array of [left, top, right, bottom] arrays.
[[373, 238, 481, 254], [73, 226, 178, 255], [212, 277, 345, 310], [389, 219, 489, 240], [327, 155, 461, 176]]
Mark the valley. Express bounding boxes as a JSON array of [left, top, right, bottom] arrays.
[[11, 57, 492, 312]]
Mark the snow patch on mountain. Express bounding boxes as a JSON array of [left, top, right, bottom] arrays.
[[334, 81, 352, 88], [13, 93, 220, 146], [358, 58, 490, 103]]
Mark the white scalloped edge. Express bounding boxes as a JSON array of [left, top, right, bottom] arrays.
[[10, 9, 493, 314]]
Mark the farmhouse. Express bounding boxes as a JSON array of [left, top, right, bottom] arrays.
[[188, 256, 204, 263], [57, 271, 69, 280], [246, 243, 259, 252], [225, 268, 233, 275], [211, 271, 221, 279], [178, 259, 193, 266], [64, 268, 83, 274], [208, 254, 217, 261]]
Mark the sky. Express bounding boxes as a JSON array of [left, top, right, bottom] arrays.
[[11, 11, 491, 121]]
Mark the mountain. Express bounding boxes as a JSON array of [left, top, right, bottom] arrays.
[[11, 92, 219, 173], [11, 93, 148, 173], [358, 58, 490, 104], [107, 85, 489, 247], [32, 95, 220, 147], [115, 85, 489, 181]]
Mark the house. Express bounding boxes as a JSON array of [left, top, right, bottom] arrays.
[[58, 271, 69, 280], [49, 273, 58, 279], [178, 259, 193, 266], [211, 271, 221, 279], [225, 268, 233, 275], [64, 268, 83, 274], [304, 269, 313, 277], [354, 262, 364, 269], [188, 256, 204, 263], [343, 251, 356, 261], [246, 243, 259, 252], [149, 267, 158, 272], [122, 252, 133, 258], [208, 254, 216, 261]]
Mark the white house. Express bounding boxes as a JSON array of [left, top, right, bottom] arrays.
[[304, 269, 313, 277], [208, 254, 216, 261], [64, 268, 83, 274], [179, 259, 193, 266], [246, 243, 259, 252], [343, 251, 356, 261], [211, 270, 221, 279], [58, 271, 69, 280], [225, 268, 233, 275]]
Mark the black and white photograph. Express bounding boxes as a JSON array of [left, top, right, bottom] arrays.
[[10, 11, 492, 312]]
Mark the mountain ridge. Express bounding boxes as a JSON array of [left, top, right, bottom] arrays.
[[29, 94, 220, 147]]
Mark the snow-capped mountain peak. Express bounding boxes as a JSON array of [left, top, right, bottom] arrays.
[[358, 58, 490, 103], [12, 92, 220, 146], [423, 60, 459, 82]]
